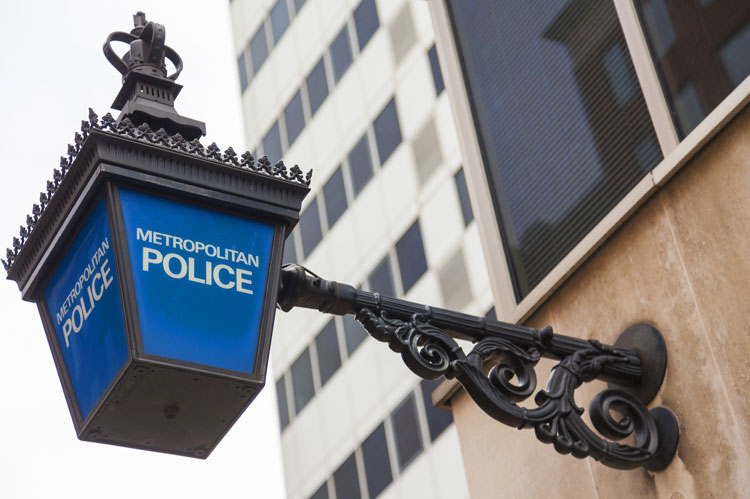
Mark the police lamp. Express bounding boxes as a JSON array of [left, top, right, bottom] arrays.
[[5, 12, 681, 471], [3, 12, 310, 458]]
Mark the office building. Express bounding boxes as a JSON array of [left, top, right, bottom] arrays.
[[230, 1, 487, 497]]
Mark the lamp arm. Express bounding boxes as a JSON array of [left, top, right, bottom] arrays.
[[277, 264, 679, 471]]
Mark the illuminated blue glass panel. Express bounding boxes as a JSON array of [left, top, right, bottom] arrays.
[[120, 189, 274, 374], [44, 197, 128, 420]]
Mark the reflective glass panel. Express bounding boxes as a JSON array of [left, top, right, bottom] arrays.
[[362, 424, 392, 498], [448, 0, 663, 299], [373, 99, 402, 165], [306, 57, 329, 116], [637, 0, 750, 137], [331, 25, 353, 82]]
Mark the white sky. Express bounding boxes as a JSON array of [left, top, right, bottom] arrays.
[[0, 2, 287, 497]]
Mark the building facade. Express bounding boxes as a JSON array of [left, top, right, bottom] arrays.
[[427, 0, 750, 498], [229, 1, 490, 498]]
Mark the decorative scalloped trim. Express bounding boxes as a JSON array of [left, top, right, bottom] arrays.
[[3, 108, 312, 274]]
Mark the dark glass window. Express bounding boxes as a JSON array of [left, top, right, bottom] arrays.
[[362, 424, 392, 498], [306, 57, 329, 116], [448, 0, 663, 299], [300, 200, 323, 258], [285, 90, 306, 147], [485, 307, 497, 321], [420, 379, 452, 441], [343, 314, 367, 355], [637, 0, 750, 137], [323, 167, 348, 229], [391, 393, 423, 470], [294, 0, 307, 14], [238, 53, 249, 92], [334, 453, 361, 499], [290, 348, 315, 414], [454, 168, 473, 225], [368, 255, 395, 297], [283, 233, 297, 264], [276, 376, 290, 430], [373, 99, 402, 165], [428, 44, 444, 95], [309, 483, 328, 499], [330, 24, 353, 82], [270, 0, 290, 44], [263, 122, 283, 164], [354, 0, 379, 51], [348, 134, 374, 196], [396, 221, 427, 293], [250, 23, 269, 74], [315, 320, 341, 386]]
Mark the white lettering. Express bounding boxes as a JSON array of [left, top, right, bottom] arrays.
[[91, 273, 104, 301], [163, 253, 187, 279], [142, 247, 163, 272], [72, 305, 84, 333], [213, 264, 234, 289], [188, 257, 205, 284], [236, 269, 253, 295], [63, 319, 73, 347]]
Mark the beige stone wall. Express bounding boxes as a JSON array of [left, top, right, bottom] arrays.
[[449, 106, 750, 498]]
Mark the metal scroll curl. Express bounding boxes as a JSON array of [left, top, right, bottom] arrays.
[[355, 308, 667, 470]]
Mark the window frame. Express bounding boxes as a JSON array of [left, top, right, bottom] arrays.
[[428, 0, 750, 323]]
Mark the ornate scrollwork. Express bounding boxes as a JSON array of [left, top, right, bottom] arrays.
[[354, 307, 669, 470]]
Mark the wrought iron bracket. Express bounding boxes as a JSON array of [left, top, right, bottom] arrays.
[[277, 264, 679, 471]]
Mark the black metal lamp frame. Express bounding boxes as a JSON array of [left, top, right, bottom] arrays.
[[277, 264, 680, 471]]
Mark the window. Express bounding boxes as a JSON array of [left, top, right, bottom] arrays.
[[285, 90, 305, 147], [333, 453, 361, 499], [420, 379, 452, 441], [362, 424, 392, 498], [428, 44, 444, 95], [391, 393, 423, 470], [276, 376, 290, 430], [283, 234, 297, 264], [343, 314, 367, 355], [485, 307, 496, 321], [348, 134, 374, 196], [323, 167, 347, 229], [315, 320, 341, 386], [309, 483, 328, 499], [330, 24, 353, 82], [250, 23, 269, 74], [454, 168, 473, 225], [270, 0, 290, 44], [636, 0, 750, 137], [368, 255, 395, 297], [300, 200, 323, 258], [290, 348, 315, 414], [306, 57, 329, 116], [262, 122, 282, 164], [354, 0, 379, 51], [237, 53, 249, 92], [395, 221, 427, 293], [448, 0, 663, 300], [373, 98, 402, 165]]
